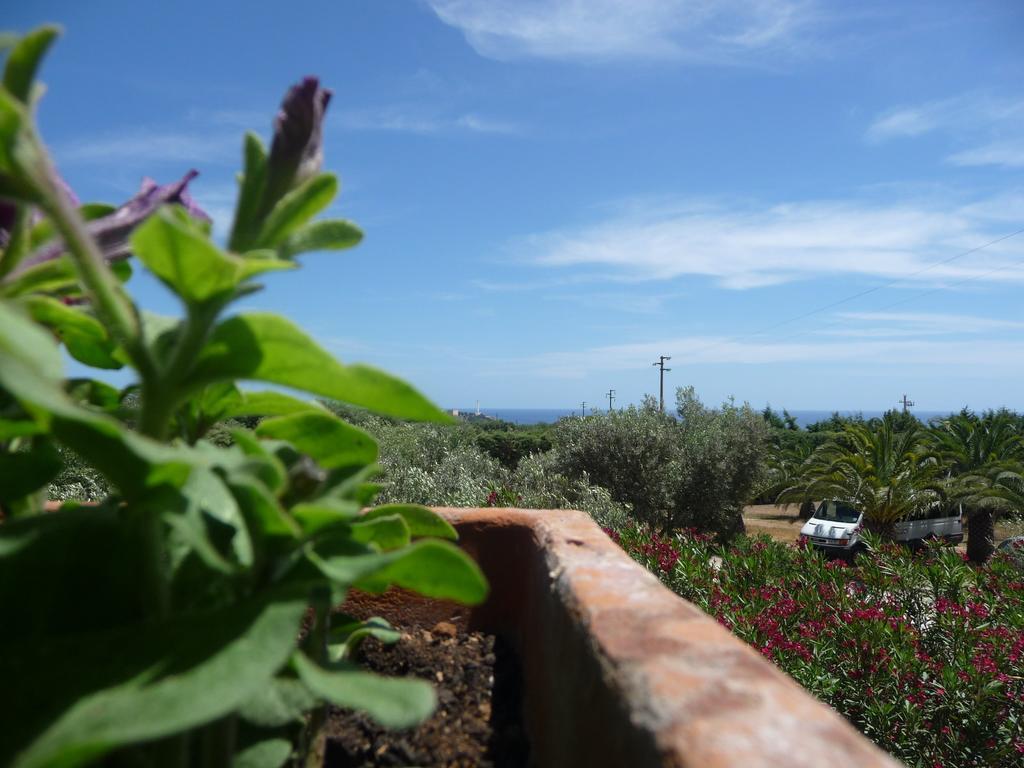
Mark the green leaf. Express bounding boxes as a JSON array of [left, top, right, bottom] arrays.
[[290, 498, 361, 536], [65, 378, 121, 412], [255, 173, 337, 248], [190, 313, 450, 422], [0, 439, 60, 503], [0, 256, 79, 298], [21, 295, 121, 369], [228, 132, 268, 252], [236, 249, 297, 280], [228, 476, 298, 540], [232, 738, 293, 768], [164, 467, 252, 572], [278, 219, 363, 259], [236, 677, 317, 728], [256, 412, 378, 470], [225, 390, 322, 420], [310, 539, 487, 604], [291, 653, 435, 730], [0, 418, 42, 440], [0, 299, 64, 383], [131, 208, 246, 304], [2, 592, 307, 768], [349, 514, 411, 551], [3, 25, 60, 104], [222, 431, 287, 494], [362, 504, 458, 541], [328, 617, 401, 662], [353, 540, 488, 604]]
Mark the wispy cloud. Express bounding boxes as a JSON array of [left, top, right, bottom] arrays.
[[57, 129, 236, 166], [518, 195, 1024, 289], [487, 334, 1024, 379], [425, 0, 821, 63], [948, 140, 1024, 170], [866, 93, 1024, 169], [817, 311, 1024, 338], [337, 106, 521, 135]]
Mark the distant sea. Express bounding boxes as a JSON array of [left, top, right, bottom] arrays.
[[452, 407, 953, 427]]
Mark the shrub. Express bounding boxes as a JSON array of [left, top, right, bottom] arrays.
[[511, 451, 630, 530], [550, 387, 768, 539], [475, 425, 552, 470], [613, 525, 1024, 766], [374, 422, 509, 507], [670, 386, 767, 537]]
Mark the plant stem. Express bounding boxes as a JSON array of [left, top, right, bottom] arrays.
[[136, 303, 216, 439], [35, 149, 161, 388]]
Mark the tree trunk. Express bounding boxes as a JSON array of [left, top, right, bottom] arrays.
[[966, 509, 995, 564], [798, 500, 815, 520]]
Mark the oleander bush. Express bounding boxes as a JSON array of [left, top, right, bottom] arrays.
[[612, 524, 1024, 766]]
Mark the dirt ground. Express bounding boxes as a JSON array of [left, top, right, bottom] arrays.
[[742, 504, 1024, 548]]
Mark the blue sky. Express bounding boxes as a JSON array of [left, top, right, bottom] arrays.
[[10, 0, 1024, 412]]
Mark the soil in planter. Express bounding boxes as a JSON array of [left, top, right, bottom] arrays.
[[323, 622, 529, 768]]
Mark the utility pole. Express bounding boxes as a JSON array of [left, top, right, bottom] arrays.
[[580, 401, 587, 418], [652, 355, 671, 413], [899, 394, 915, 413], [606, 389, 616, 412]]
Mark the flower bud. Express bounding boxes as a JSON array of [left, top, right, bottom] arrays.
[[261, 77, 332, 212]]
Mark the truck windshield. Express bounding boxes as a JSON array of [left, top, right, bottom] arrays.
[[814, 501, 860, 524]]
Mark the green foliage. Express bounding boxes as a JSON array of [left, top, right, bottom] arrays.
[[549, 388, 768, 539], [473, 421, 552, 470], [510, 451, 630, 530], [776, 413, 943, 532], [612, 524, 1024, 767], [0, 29, 486, 768], [776, 410, 1024, 558], [373, 422, 509, 507]]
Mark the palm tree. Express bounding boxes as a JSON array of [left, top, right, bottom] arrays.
[[927, 410, 1024, 562], [761, 441, 818, 519], [777, 414, 942, 539]]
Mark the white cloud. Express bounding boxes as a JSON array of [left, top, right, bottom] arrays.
[[337, 106, 521, 135], [866, 93, 1024, 169], [948, 140, 1024, 169], [491, 335, 1024, 379], [57, 130, 236, 166], [520, 195, 1024, 289], [818, 311, 1024, 338], [425, 0, 819, 63]]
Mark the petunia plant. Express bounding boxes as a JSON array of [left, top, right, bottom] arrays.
[[0, 25, 487, 768]]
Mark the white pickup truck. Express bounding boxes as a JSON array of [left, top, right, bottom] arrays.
[[799, 501, 963, 557]]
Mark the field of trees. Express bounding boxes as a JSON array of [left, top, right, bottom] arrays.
[[49, 387, 1024, 560]]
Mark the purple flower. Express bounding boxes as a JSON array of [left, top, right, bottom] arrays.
[[261, 76, 332, 214], [8, 170, 209, 278]]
